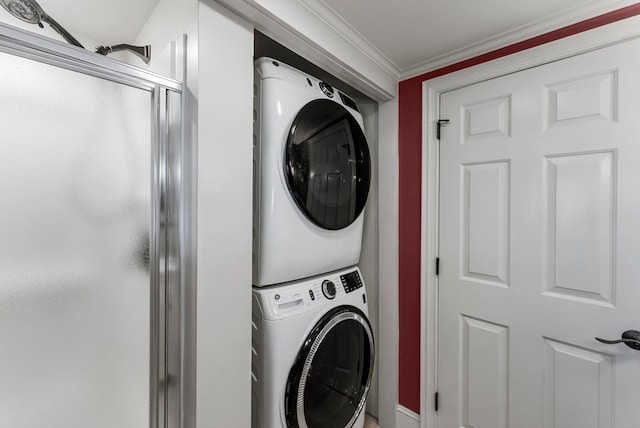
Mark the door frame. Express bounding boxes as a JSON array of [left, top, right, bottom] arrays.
[[419, 15, 640, 428]]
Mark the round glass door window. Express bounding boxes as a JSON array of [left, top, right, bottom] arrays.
[[285, 100, 371, 230], [285, 306, 374, 428]]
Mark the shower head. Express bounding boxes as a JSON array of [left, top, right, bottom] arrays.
[[2, 0, 151, 65], [1, 0, 84, 48], [1, 0, 41, 25]]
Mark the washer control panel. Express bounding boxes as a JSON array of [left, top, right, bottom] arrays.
[[340, 270, 363, 294], [256, 267, 367, 320]]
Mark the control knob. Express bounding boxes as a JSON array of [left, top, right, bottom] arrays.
[[319, 81, 334, 98], [321, 280, 336, 299]]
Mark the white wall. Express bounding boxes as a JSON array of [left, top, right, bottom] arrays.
[[377, 97, 399, 428], [356, 96, 380, 418], [139, 1, 255, 426], [134, 0, 198, 79], [196, 1, 254, 427], [136, 2, 254, 427], [0, 8, 102, 57], [136, 0, 253, 428]]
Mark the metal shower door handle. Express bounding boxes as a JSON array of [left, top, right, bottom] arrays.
[[595, 330, 640, 350]]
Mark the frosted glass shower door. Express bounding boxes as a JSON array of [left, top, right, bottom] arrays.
[[0, 52, 153, 428]]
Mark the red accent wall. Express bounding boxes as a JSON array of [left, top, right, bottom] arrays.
[[397, 78, 424, 413], [397, 3, 640, 414]]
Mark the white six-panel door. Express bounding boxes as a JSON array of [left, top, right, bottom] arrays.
[[437, 38, 640, 428]]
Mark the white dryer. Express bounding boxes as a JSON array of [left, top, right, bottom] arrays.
[[252, 266, 374, 428], [253, 57, 371, 286]]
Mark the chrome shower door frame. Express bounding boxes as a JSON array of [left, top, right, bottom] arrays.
[[0, 23, 189, 428]]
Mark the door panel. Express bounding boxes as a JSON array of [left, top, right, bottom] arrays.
[[459, 316, 508, 428], [438, 38, 640, 428], [544, 152, 615, 304], [462, 161, 510, 286], [543, 339, 614, 428]]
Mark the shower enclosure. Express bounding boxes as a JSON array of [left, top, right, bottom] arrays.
[[0, 24, 187, 428]]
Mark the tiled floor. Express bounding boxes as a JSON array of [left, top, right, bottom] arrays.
[[364, 414, 380, 428]]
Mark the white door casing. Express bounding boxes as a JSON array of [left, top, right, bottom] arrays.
[[436, 37, 640, 428]]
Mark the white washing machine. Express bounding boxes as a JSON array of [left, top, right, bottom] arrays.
[[253, 57, 371, 287], [252, 266, 374, 428]]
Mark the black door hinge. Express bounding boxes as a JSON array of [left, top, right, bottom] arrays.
[[435, 391, 439, 412], [435, 257, 440, 275], [436, 119, 450, 140]]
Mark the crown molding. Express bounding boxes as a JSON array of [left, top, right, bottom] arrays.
[[216, 0, 636, 98], [296, 0, 401, 80], [400, 1, 638, 80], [215, 0, 398, 100]]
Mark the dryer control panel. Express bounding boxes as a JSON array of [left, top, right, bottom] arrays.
[[340, 270, 363, 293]]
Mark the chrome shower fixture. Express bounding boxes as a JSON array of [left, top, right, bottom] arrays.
[[2, 0, 152, 64], [1, 0, 84, 48], [96, 44, 151, 64]]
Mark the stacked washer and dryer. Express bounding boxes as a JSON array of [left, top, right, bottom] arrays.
[[252, 57, 375, 428]]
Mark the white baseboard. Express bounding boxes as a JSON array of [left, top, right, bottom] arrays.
[[396, 405, 420, 428]]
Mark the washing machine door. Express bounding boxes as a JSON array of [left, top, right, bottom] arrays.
[[284, 306, 374, 428], [285, 99, 371, 230]]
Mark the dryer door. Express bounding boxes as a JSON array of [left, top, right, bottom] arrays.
[[285, 306, 374, 428], [285, 100, 371, 230]]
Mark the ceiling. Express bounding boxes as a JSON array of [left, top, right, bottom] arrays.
[[313, 0, 635, 76], [0, 0, 634, 76]]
